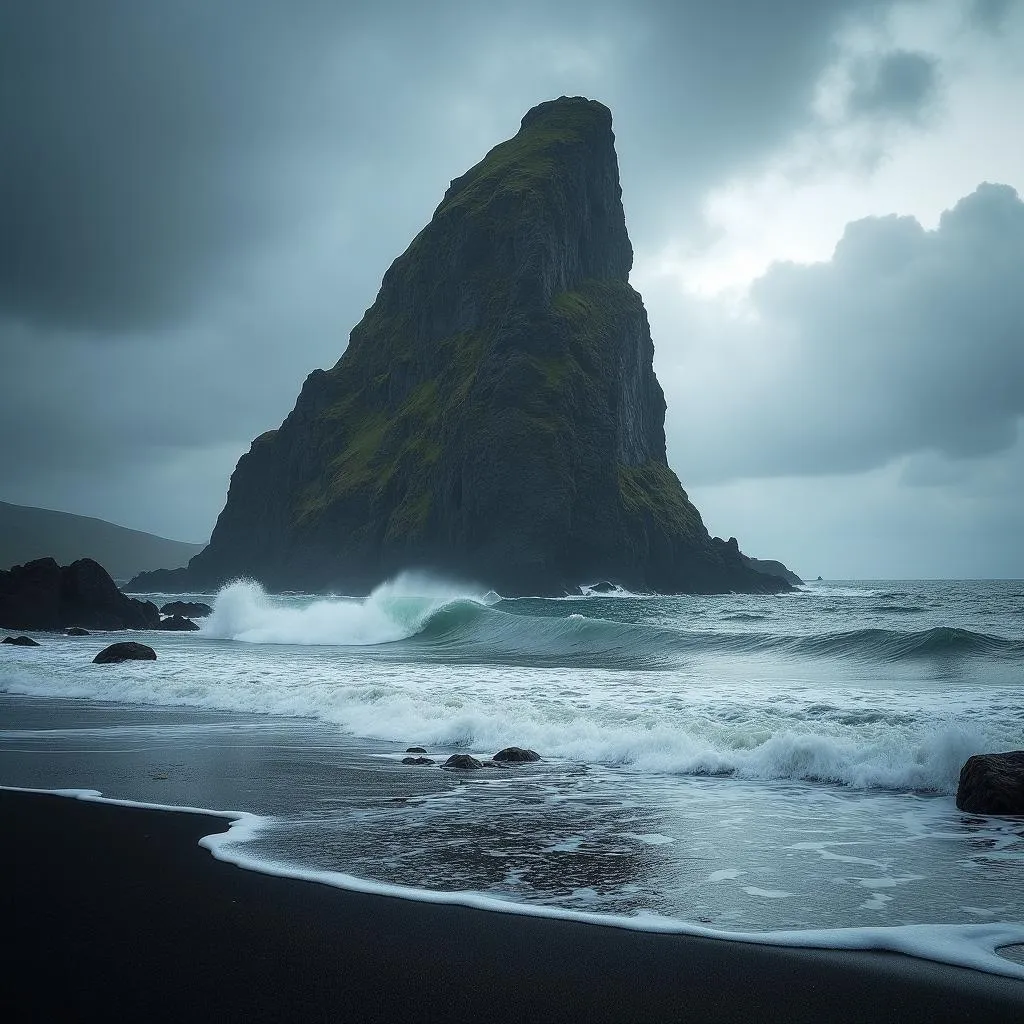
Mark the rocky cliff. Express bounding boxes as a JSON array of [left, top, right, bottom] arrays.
[[740, 556, 803, 587], [135, 97, 786, 597]]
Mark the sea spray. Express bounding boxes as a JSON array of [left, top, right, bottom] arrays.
[[2, 578, 1023, 968], [2, 580, 1021, 798], [201, 573, 494, 646], [199, 577, 1024, 667]]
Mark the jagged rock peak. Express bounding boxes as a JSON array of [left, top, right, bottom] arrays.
[[356, 93, 633, 366], [521, 95, 611, 126], [133, 98, 787, 598]]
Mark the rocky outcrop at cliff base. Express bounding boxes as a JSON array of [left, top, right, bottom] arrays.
[[0, 557, 160, 631]]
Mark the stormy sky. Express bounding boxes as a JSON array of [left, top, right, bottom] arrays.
[[2, 0, 1022, 578]]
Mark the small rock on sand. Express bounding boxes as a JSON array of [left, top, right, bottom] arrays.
[[493, 746, 541, 763], [441, 754, 484, 770]]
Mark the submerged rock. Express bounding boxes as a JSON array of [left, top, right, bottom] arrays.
[[64, 626, 90, 636], [3, 635, 40, 646], [160, 601, 212, 618], [406, 746, 427, 754], [131, 97, 790, 599], [402, 756, 435, 765], [493, 746, 541, 763], [93, 641, 157, 664], [441, 754, 484, 770], [156, 614, 200, 631], [956, 751, 1024, 815]]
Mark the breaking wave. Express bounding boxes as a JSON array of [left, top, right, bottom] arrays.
[[202, 575, 496, 646], [202, 580, 1024, 669], [4, 576, 1022, 797]]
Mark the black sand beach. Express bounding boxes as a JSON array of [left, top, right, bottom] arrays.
[[2, 788, 1022, 1023]]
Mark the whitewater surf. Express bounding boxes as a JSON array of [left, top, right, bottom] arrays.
[[1, 576, 1022, 975]]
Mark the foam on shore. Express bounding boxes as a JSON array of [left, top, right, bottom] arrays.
[[7, 785, 1024, 981]]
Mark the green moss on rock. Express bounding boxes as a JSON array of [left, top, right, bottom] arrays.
[[618, 462, 703, 540], [183, 96, 786, 597]]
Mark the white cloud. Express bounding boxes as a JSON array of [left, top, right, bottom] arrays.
[[654, 182, 1024, 489], [689, 428, 1024, 579]]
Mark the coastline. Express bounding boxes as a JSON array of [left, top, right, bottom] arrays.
[[4, 787, 1023, 1023]]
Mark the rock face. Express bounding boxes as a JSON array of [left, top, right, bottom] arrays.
[[132, 97, 788, 597], [740, 555, 803, 587], [956, 751, 1024, 815], [160, 601, 212, 618], [0, 557, 161, 631], [94, 641, 157, 664]]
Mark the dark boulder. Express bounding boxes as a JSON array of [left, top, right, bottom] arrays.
[[406, 746, 427, 753], [3, 635, 40, 646], [0, 557, 161, 631], [0, 557, 61, 629], [156, 615, 200, 631], [493, 746, 541, 763], [93, 642, 157, 664], [956, 751, 1024, 815], [160, 601, 212, 618], [402, 756, 435, 765], [64, 626, 90, 636], [441, 754, 484, 770]]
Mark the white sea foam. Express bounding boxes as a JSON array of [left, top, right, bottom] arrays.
[[5, 581, 1023, 975], [195, 801, 1024, 980], [201, 574, 491, 645], [1, 629, 1017, 794], [2, 580, 1021, 799], [578, 583, 647, 598], [794, 586, 881, 598], [8, 786, 1021, 979]]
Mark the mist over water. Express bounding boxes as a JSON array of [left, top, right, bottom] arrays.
[[1, 576, 1022, 973]]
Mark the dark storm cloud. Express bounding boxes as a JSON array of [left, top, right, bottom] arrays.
[[0, 0, 944, 537], [0, 0, 892, 334], [0, 0, 490, 332], [664, 183, 1024, 484], [970, 0, 1015, 31], [845, 49, 940, 121]]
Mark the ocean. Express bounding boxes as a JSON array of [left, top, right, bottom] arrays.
[[2, 576, 1023, 976]]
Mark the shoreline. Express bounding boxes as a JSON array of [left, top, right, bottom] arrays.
[[4, 788, 1023, 1023]]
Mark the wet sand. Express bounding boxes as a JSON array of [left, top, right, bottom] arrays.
[[3, 788, 1022, 1023]]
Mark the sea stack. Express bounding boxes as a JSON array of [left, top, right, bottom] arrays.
[[134, 97, 785, 597]]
